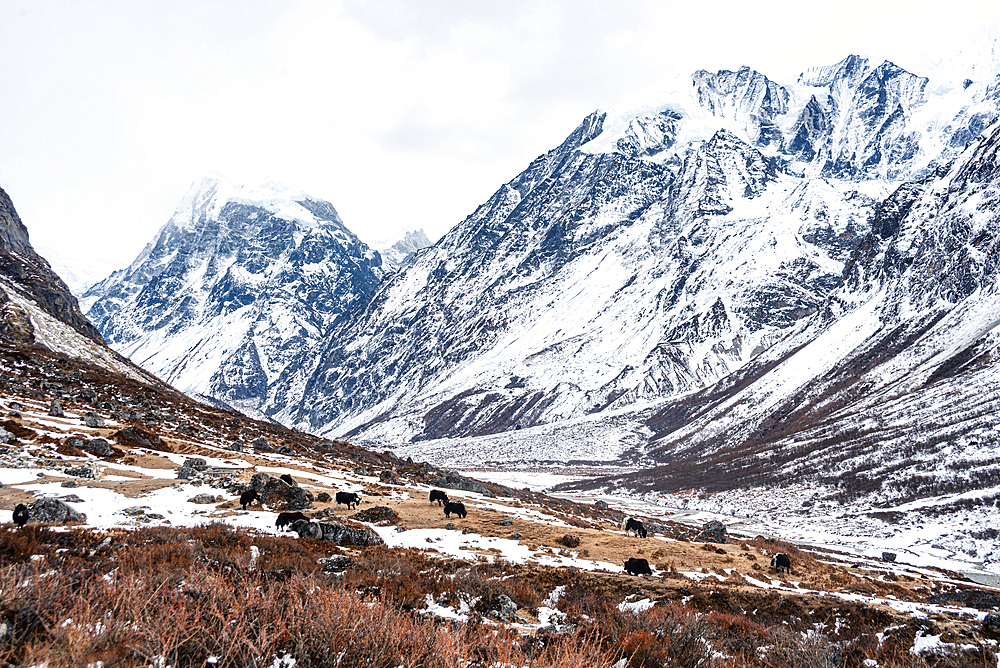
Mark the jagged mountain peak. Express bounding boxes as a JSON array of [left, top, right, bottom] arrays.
[[169, 174, 347, 234], [84, 178, 382, 417], [376, 229, 434, 271]]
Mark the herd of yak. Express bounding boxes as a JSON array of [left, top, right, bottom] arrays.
[[8, 483, 793, 577]]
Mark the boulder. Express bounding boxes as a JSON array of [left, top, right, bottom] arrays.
[[351, 506, 399, 525], [277, 445, 296, 455], [0, 426, 16, 444], [487, 594, 518, 622], [227, 442, 243, 452], [318, 555, 353, 571], [249, 473, 271, 492], [83, 412, 105, 428], [182, 458, 208, 470], [317, 521, 384, 546], [250, 437, 268, 450], [84, 438, 113, 457], [28, 498, 86, 524], [261, 477, 313, 511], [113, 425, 164, 449], [983, 612, 1000, 634], [59, 494, 84, 503], [353, 466, 371, 476], [426, 471, 494, 497], [176, 466, 199, 480], [316, 492, 332, 503], [594, 500, 609, 509], [64, 464, 98, 479], [379, 470, 399, 484], [48, 399, 64, 417], [60, 480, 77, 488], [882, 552, 897, 562], [697, 520, 728, 544], [189, 493, 217, 504]]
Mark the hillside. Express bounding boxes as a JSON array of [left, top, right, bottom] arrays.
[[2, 334, 1000, 666]]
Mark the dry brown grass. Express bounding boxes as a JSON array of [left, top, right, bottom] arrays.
[[0, 524, 995, 668]]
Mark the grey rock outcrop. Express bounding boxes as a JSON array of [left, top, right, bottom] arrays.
[[487, 594, 518, 622], [698, 520, 728, 544], [83, 412, 105, 428], [48, 400, 64, 417], [27, 498, 87, 524], [84, 438, 113, 457], [293, 520, 384, 546], [425, 471, 493, 497], [260, 476, 313, 511], [249, 473, 271, 492]]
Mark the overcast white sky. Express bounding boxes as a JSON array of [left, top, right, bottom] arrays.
[[2, 0, 999, 292]]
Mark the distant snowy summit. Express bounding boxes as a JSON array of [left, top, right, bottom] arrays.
[[83, 175, 383, 417], [376, 229, 433, 271], [580, 52, 999, 183]]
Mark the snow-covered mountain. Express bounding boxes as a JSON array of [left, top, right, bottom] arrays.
[[376, 229, 433, 271], [257, 48, 998, 447], [83, 176, 383, 417]]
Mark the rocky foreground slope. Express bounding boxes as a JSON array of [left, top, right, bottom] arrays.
[[2, 334, 1000, 666]]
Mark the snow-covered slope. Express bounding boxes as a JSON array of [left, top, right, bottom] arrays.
[[83, 176, 383, 416], [543, 120, 999, 558], [260, 44, 998, 447]]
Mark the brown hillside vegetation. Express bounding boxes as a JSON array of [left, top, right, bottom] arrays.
[[2, 339, 999, 666]]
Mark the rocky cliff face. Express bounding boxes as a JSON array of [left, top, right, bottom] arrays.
[[83, 177, 383, 416], [0, 186, 170, 387], [0, 186, 105, 344]]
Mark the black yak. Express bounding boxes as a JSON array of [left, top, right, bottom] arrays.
[[621, 517, 647, 538], [443, 501, 467, 519], [624, 558, 652, 576], [240, 490, 260, 510], [336, 491, 361, 509]]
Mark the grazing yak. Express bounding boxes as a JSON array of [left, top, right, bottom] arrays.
[[443, 501, 467, 519], [12, 503, 28, 527], [624, 557, 652, 576], [240, 490, 260, 510], [279, 474, 296, 487], [429, 489, 449, 506], [276, 511, 308, 530], [336, 491, 361, 509], [622, 517, 647, 538], [771, 553, 792, 574]]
